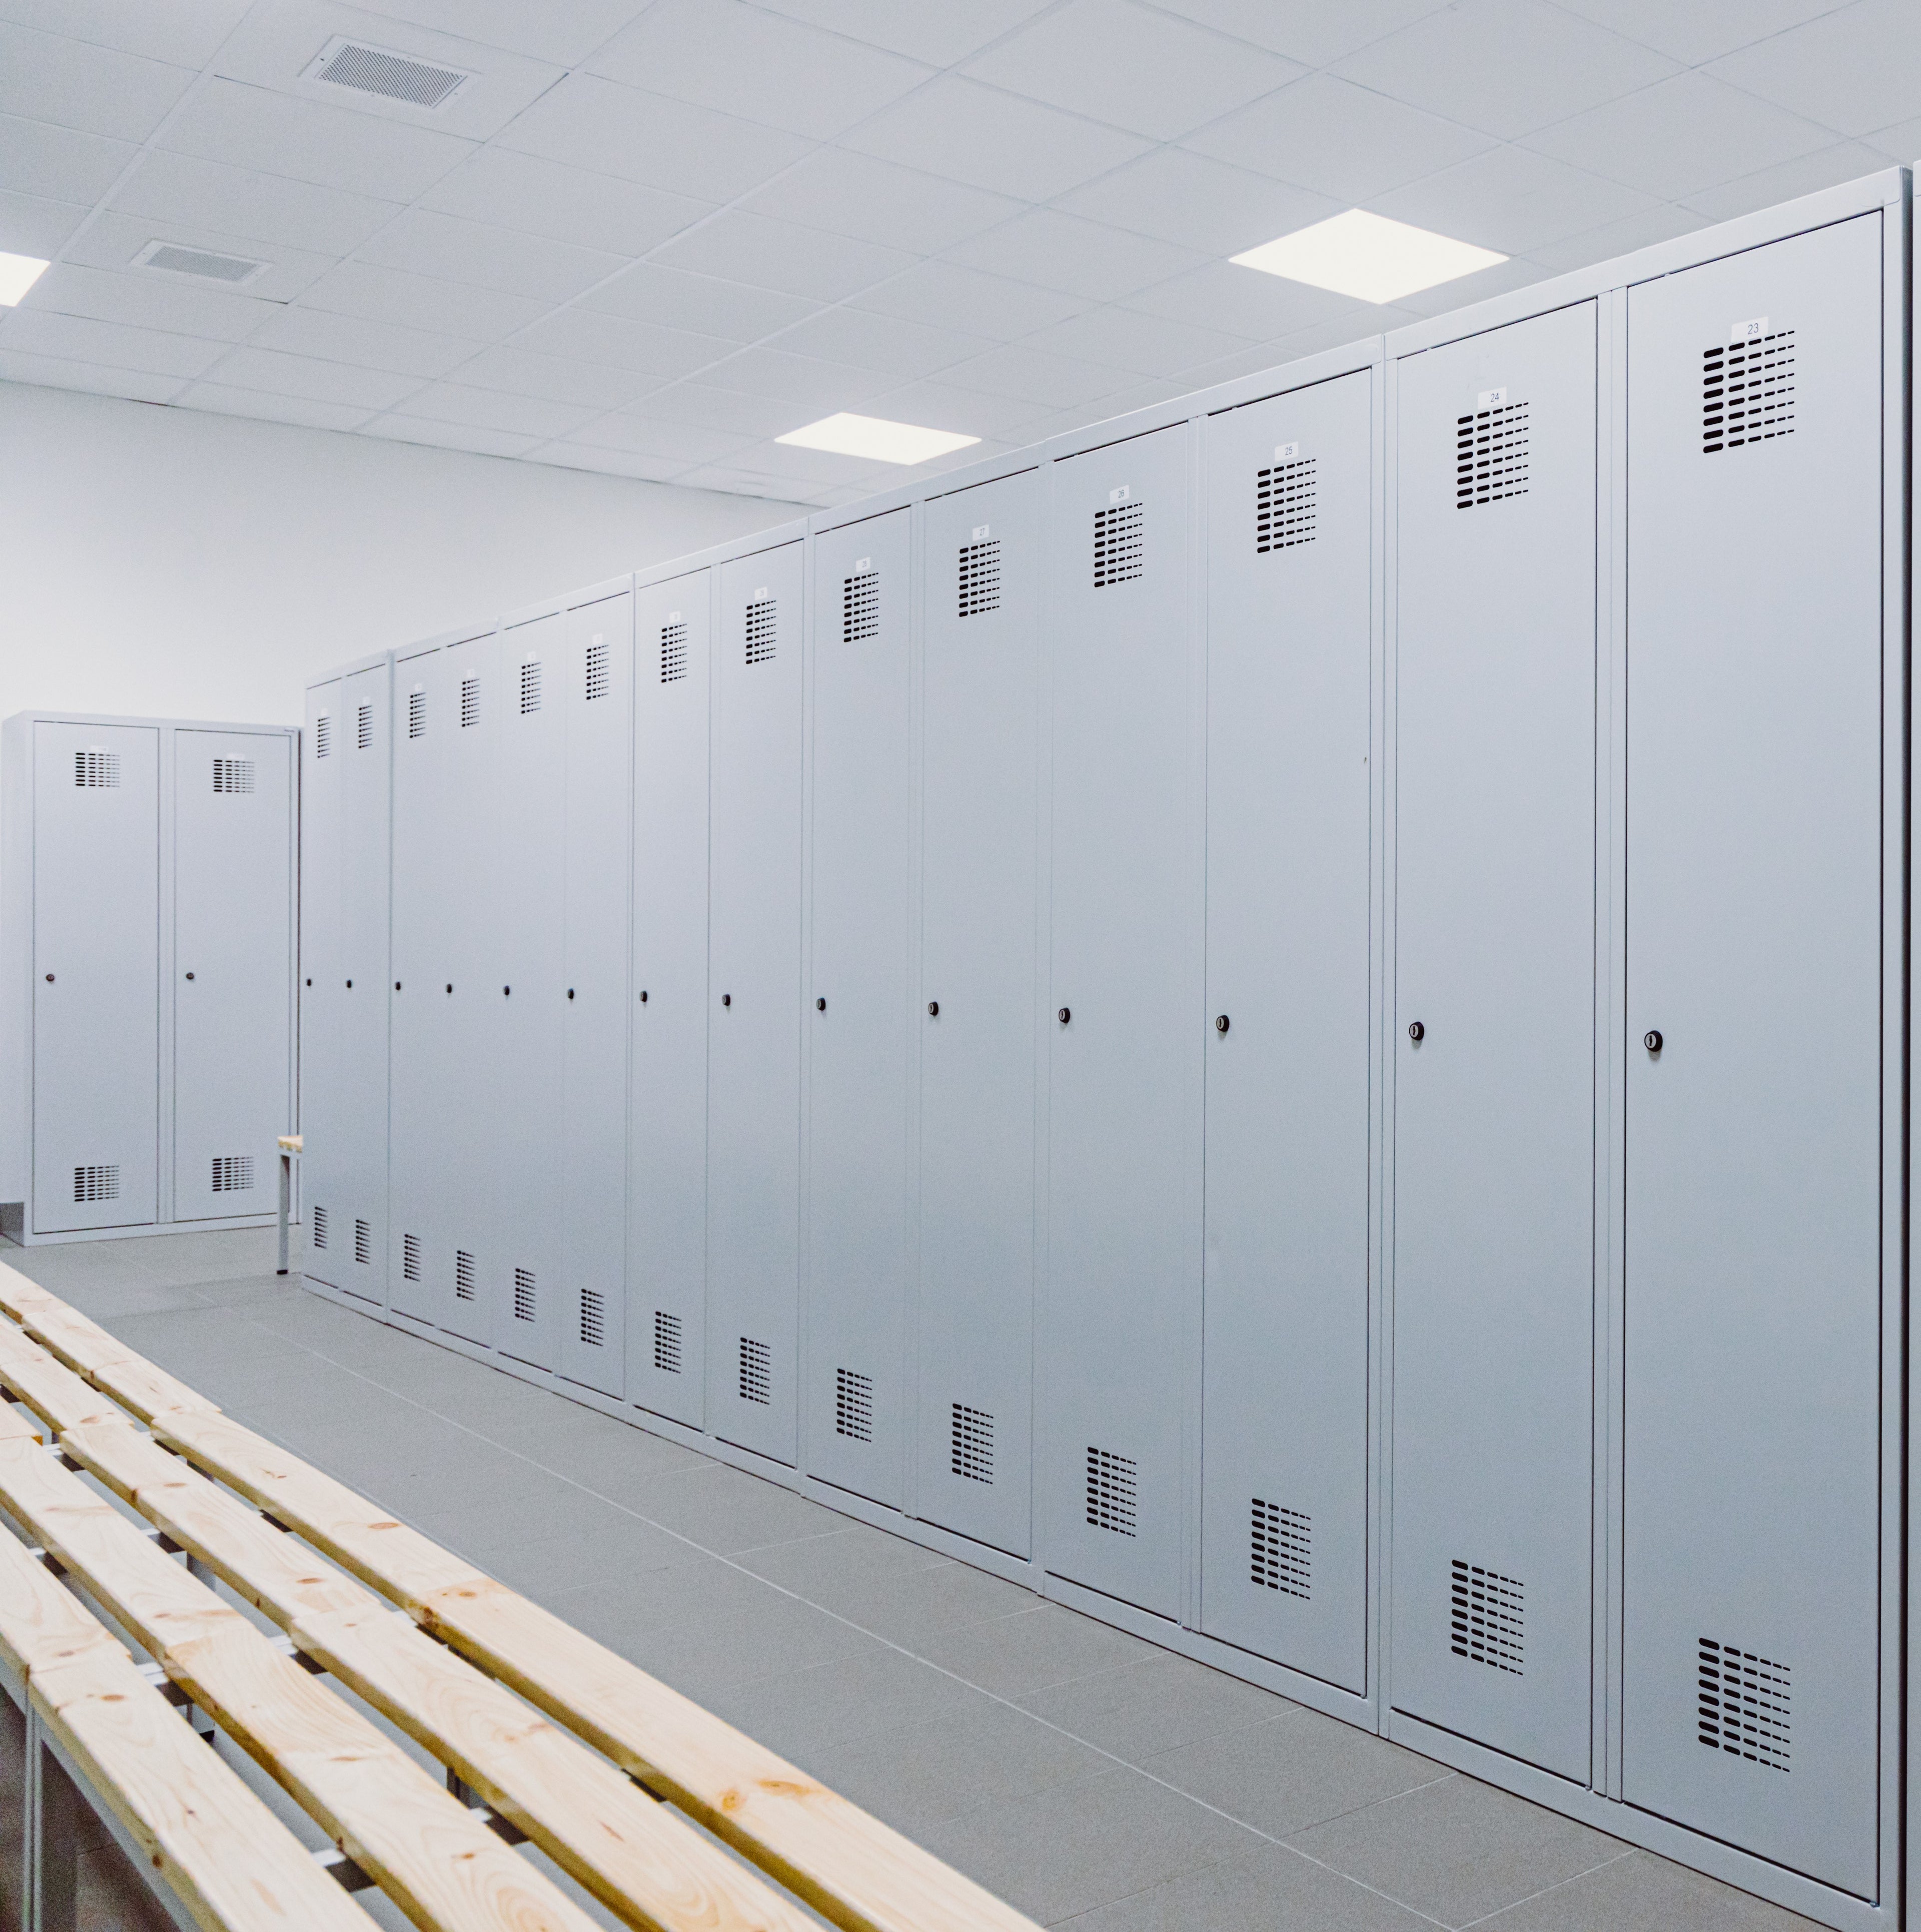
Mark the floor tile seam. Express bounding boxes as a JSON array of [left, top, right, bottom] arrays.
[[1267, 1765, 1463, 1849], [1450, 1845, 1639, 1929]]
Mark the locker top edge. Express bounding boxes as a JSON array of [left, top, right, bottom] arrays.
[[306, 648, 391, 689], [3, 710, 299, 737], [632, 513, 809, 590]]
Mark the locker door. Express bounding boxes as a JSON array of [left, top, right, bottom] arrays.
[[32, 722, 159, 1233], [708, 542, 805, 1463], [340, 663, 392, 1306], [1622, 217, 1884, 1895], [806, 509, 912, 1506], [630, 572, 711, 1428], [300, 684, 344, 1283], [1390, 303, 1596, 1781], [1201, 372, 1373, 1691], [917, 470, 1041, 1559], [389, 649, 452, 1324], [559, 592, 633, 1398], [1044, 426, 1201, 1618], [496, 615, 567, 1371], [173, 730, 292, 1224]]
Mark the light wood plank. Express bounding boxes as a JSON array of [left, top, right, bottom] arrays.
[[0, 1494, 125, 1681], [0, 1317, 133, 1432], [0, 1268, 214, 1423]]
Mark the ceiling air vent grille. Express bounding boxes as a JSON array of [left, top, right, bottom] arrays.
[[951, 1403, 993, 1484], [1256, 455, 1316, 552], [512, 1267, 536, 1322], [579, 1286, 606, 1348], [314, 716, 332, 759], [519, 660, 542, 714], [654, 1310, 683, 1374], [834, 1369, 874, 1443], [584, 640, 611, 701], [354, 1218, 372, 1266], [454, 1249, 476, 1301], [739, 1336, 771, 1405], [460, 678, 479, 728], [211, 1155, 255, 1193], [1456, 401, 1529, 508], [1093, 500, 1143, 588], [407, 690, 426, 739], [402, 1233, 421, 1282], [75, 750, 121, 788], [309, 38, 470, 111], [1086, 1446, 1138, 1537], [1451, 1559, 1524, 1675], [312, 1204, 329, 1249], [660, 620, 688, 684], [135, 240, 265, 285], [1251, 1498, 1310, 1599], [958, 535, 1001, 617], [1698, 1639, 1790, 1771], [1704, 326, 1795, 454], [842, 568, 879, 644], [213, 757, 255, 793], [356, 703, 372, 751], [73, 1164, 120, 1204], [745, 596, 776, 666]]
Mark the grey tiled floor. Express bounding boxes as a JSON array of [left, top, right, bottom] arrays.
[[0, 1226, 1824, 1932]]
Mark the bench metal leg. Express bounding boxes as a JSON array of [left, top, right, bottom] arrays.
[[24, 1705, 77, 1932], [277, 1151, 291, 1276]]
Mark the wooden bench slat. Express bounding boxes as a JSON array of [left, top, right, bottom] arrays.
[[0, 1318, 132, 1431], [0, 1265, 216, 1424]]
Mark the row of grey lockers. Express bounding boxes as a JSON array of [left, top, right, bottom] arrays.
[[299, 170, 1908, 1930]]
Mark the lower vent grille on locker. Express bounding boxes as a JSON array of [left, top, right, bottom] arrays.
[[74, 751, 121, 788], [579, 1288, 605, 1348], [739, 1337, 771, 1405], [460, 679, 479, 728], [1698, 1639, 1790, 1771], [843, 570, 879, 642], [353, 1219, 371, 1266], [513, 1269, 536, 1322], [654, 1311, 682, 1374], [210, 1156, 254, 1193], [1451, 1560, 1524, 1675], [1456, 403, 1529, 508], [585, 641, 610, 701], [73, 1165, 120, 1203], [958, 538, 1000, 616], [834, 1370, 874, 1443], [356, 704, 372, 751], [519, 661, 542, 714], [1256, 457, 1316, 551], [312, 1205, 328, 1249], [212, 757, 255, 793], [951, 1404, 994, 1483], [1251, 1499, 1310, 1598], [1087, 1447, 1138, 1537], [1093, 502, 1143, 587], [1703, 330, 1795, 454], [407, 691, 425, 739], [314, 717, 331, 758], [402, 1233, 420, 1282], [455, 1250, 475, 1301], [659, 622, 687, 684], [745, 598, 776, 666]]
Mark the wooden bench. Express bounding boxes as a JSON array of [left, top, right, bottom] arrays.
[[0, 1264, 1045, 1932]]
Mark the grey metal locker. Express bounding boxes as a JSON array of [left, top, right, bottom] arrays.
[[172, 730, 293, 1226], [1043, 425, 1202, 1618], [558, 588, 633, 1399], [916, 469, 1043, 1559], [1200, 371, 1374, 1692], [707, 539, 806, 1464], [494, 613, 567, 1371], [1621, 216, 1885, 1894], [629, 570, 711, 1428], [32, 721, 160, 1234], [805, 508, 913, 1507], [1390, 303, 1596, 1780], [300, 682, 345, 1286]]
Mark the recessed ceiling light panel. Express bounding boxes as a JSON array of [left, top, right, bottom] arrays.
[[776, 413, 980, 465], [0, 251, 49, 306], [1232, 210, 1506, 305], [304, 36, 471, 111]]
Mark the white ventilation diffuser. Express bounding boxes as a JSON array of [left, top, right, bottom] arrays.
[[134, 239, 267, 286], [304, 36, 471, 110]]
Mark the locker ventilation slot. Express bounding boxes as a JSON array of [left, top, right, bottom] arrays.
[[210, 1155, 254, 1193], [653, 1310, 683, 1374], [842, 570, 879, 643], [1455, 402, 1529, 508], [834, 1369, 874, 1443], [212, 757, 255, 793], [659, 622, 688, 684], [745, 598, 776, 666], [460, 679, 479, 728], [585, 641, 611, 701], [513, 1268, 536, 1322], [314, 716, 331, 759], [402, 1233, 421, 1282], [407, 692, 426, 739], [1086, 1447, 1138, 1537], [1251, 1499, 1310, 1598], [580, 1287, 606, 1348], [356, 704, 372, 751], [312, 1205, 328, 1249], [1093, 502, 1143, 588], [958, 538, 1001, 617], [738, 1337, 771, 1405], [951, 1404, 993, 1484], [353, 1218, 371, 1266], [1698, 1639, 1790, 1771], [74, 751, 121, 789], [1256, 457, 1316, 552], [72, 1165, 119, 1204], [1451, 1560, 1524, 1675], [1703, 331, 1795, 454], [519, 661, 542, 714], [454, 1249, 475, 1301]]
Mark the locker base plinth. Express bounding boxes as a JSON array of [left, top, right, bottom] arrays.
[[14, 1209, 278, 1246]]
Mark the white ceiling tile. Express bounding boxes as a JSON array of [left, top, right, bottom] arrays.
[[112, 149, 403, 256], [593, 0, 933, 140], [0, 21, 195, 142], [498, 75, 813, 200], [20, 262, 273, 341], [249, 304, 481, 377], [0, 307, 225, 377], [1125, 259, 1360, 339], [452, 344, 651, 409], [698, 346, 892, 408], [565, 413, 760, 463], [712, 437, 888, 485], [941, 210, 1208, 302], [356, 207, 625, 302], [392, 380, 596, 437], [199, 343, 422, 406], [1370, 251, 1552, 316], [1865, 113, 1921, 158], [1371, 145, 1658, 256], [0, 348, 185, 400], [770, 305, 994, 377], [1334, 0, 1679, 140], [843, 76, 1153, 200], [579, 263, 819, 341], [743, 1, 1052, 68], [1680, 139, 1904, 220], [964, 0, 1304, 141], [858, 376, 1054, 437], [0, 112, 139, 204], [531, 443, 690, 481], [1184, 75, 1497, 201], [514, 306, 731, 380], [675, 461, 820, 500], [352, 0, 651, 64], [1056, 148, 1341, 254], [1525, 72, 1837, 200], [620, 382, 818, 438], [0, 0, 251, 67], [175, 380, 376, 429], [68, 209, 341, 301], [1021, 303, 1253, 375], [422, 149, 713, 257], [298, 259, 550, 336], [1145, 0, 1448, 66], [1165, 341, 1302, 391], [939, 341, 1134, 406], [160, 78, 475, 201], [849, 260, 1092, 337], [738, 149, 1027, 254], [361, 414, 541, 457], [0, 187, 88, 257], [1275, 309, 1418, 359], [1524, 202, 1706, 272], [650, 211, 918, 303], [1708, 0, 1921, 139], [1549, 0, 1853, 65]]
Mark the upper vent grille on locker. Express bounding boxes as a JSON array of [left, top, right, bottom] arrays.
[[354, 1218, 372, 1266], [1251, 1499, 1310, 1599], [584, 641, 611, 701], [454, 1249, 475, 1301], [211, 1156, 254, 1193], [308, 38, 470, 109], [356, 704, 372, 751], [1698, 1639, 1791, 1771], [660, 621, 688, 684], [843, 569, 879, 643], [951, 1404, 994, 1484], [519, 661, 542, 714], [74, 751, 121, 788], [654, 1311, 683, 1374], [835, 1370, 874, 1443], [1093, 501, 1143, 587], [1703, 329, 1795, 454], [579, 1287, 606, 1349], [312, 1205, 329, 1249], [73, 1165, 119, 1203], [1086, 1447, 1138, 1537], [460, 679, 479, 729], [402, 1233, 421, 1282], [739, 1336, 771, 1405], [314, 716, 332, 758], [407, 691, 426, 739], [212, 757, 255, 793], [958, 536, 1001, 617], [136, 242, 265, 285], [1451, 1560, 1524, 1674], [513, 1268, 536, 1322], [1256, 457, 1317, 552], [1456, 402, 1529, 508], [745, 598, 776, 666]]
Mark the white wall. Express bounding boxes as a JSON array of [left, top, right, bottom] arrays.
[[0, 381, 802, 727]]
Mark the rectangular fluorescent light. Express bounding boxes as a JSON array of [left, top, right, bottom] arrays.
[[776, 412, 979, 465], [0, 252, 50, 306], [1232, 210, 1505, 305]]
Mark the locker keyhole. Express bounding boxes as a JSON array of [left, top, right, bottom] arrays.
[[639, 990, 648, 1003], [567, 989, 574, 1000], [1407, 1020, 1424, 1042], [1645, 1029, 1663, 1054], [394, 981, 401, 991], [503, 986, 511, 996], [445, 984, 452, 994], [345, 979, 352, 989], [817, 997, 826, 1011], [723, 993, 731, 1007], [185, 972, 195, 981], [1058, 1007, 1071, 1024], [1215, 1014, 1228, 1034], [928, 1001, 939, 1017], [44, 973, 53, 983]]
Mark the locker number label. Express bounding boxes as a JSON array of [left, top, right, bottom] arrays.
[[667, 610, 681, 621], [972, 525, 990, 540], [1477, 387, 1508, 407], [1275, 442, 1299, 461], [1108, 485, 1132, 504], [1730, 314, 1769, 342], [752, 587, 767, 599], [855, 557, 871, 570]]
